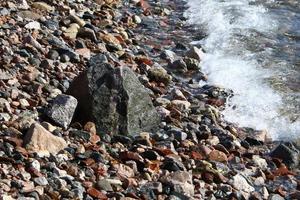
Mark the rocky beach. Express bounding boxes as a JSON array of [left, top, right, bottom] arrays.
[[0, 0, 299, 199]]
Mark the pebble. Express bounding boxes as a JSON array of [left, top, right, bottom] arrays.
[[25, 21, 41, 30], [45, 94, 78, 129], [33, 177, 48, 186]]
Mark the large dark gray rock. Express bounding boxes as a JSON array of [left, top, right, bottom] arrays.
[[270, 142, 299, 169], [67, 54, 160, 136]]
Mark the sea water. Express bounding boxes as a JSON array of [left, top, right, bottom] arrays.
[[184, 0, 300, 139]]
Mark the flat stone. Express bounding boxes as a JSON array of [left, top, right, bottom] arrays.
[[18, 11, 42, 20], [45, 94, 78, 129], [23, 123, 67, 156], [32, 2, 54, 12]]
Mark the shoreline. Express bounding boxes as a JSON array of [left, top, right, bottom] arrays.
[[0, 0, 299, 199]]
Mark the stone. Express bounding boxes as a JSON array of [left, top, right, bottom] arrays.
[[148, 65, 172, 85], [245, 130, 270, 145], [209, 150, 228, 163], [161, 171, 194, 197], [45, 94, 78, 129], [154, 97, 171, 107], [33, 177, 48, 186], [140, 182, 163, 198], [0, 113, 11, 121], [113, 163, 135, 178], [41, 122, 57, 132], [32, 2, 54, 12], [167, 128, 187, 141], [132, 15, 142, 24], [183, 57, 201, 70], [162, 156, 186, 171], [77, 27, 97, 42], [64, 23, 80, 39], [185, 46, 204, 61], [75, 48, 91, 59], [19, 98, 30, 107], [101, 33, 122, 51], [25, 21, 41, 30], [96, 179, 113, 192], [23, 123, 67, 156], [87, 188, 107, 199], [268, 194, 284, 200], [171, 100, 191, 111], [69, 14, 86, 27], [170, 59, 187, 72], [252, 155, 268, 170], [270, 143, 299, 169], [67, 54, 160, 136], [156, 106, 170, 118], [47, 35, 79, 62], [231, 174, 254, 196], [17, 0, 29, 10], [160, 50, 176, 63], [171, 89, 187, 101]]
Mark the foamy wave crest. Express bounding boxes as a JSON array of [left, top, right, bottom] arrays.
[[184, 0, 300, 139]]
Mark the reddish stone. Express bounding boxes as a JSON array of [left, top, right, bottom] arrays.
[[137, 0, 151, 12], [119, 151, 144, 163], [87, 188, 108, 199], [191, 151, 204, 160], [135, 56, 153, 66], [147, 161, 161, 173], [83, 158, 95, 166], [82, 181, 93, 188], [273, 165, 295, 176], [207, 98, 225, 107], [208, 150, 228, 163], [90, 134, 101, 144]]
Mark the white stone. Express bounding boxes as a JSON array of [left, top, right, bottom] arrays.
[[25, 21, 41, 30]]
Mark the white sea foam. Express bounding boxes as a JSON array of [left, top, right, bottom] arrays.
[[184, 0, 300, 139]]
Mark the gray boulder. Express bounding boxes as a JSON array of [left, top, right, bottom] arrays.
[[270, 142, 299, 169], [67, 54, 160, 136]]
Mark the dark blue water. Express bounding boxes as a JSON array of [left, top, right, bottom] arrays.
[[185, 0, 300, 139]]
